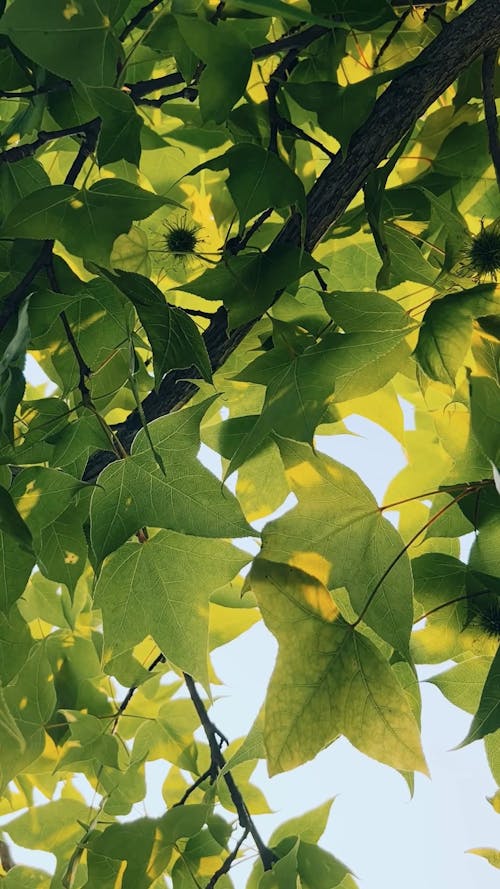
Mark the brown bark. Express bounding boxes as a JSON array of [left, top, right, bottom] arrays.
[[84, 0, 500, 480]]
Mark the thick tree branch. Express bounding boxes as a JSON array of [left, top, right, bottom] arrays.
[[481, 46, 500, 188], [83, 0, 500, 482]]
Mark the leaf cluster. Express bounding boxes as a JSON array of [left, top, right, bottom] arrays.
[[0, 1, 499, 887]]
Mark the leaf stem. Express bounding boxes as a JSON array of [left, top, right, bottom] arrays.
[[416, 588, 490, 624], [353, 488, 473, 629]]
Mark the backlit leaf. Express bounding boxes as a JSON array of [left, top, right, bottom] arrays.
[[90, 400, 252, 561], [258, 439, 414, 656], [250, 559, 427, 775], [94, 530, 249, 686], [1, 180, 167, 266]]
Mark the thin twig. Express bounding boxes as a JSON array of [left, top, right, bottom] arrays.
[[353, 489, 473, 628], [0, 120, 99, 165], [226, 208, 274, 254], [127, 25, 329, 102], [184, 673, 276, 871], [266, 47, 302, 153], [173, 767, 213, 807], [126, 71, 185, 101], [111, 653, 166, 733], [481, 47, 500, 188], [314, 269, 328, 291], [205, 828, 250, 889], [278, 117, 335, 159], [373, 9, 411, 68], [119, 0, 164, 42], [137, 86, 198, 107], [417, 588, 490, 623]]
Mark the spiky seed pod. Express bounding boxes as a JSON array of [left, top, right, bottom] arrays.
[[460, 218, 500, 282], [163, 216, 202, 262]]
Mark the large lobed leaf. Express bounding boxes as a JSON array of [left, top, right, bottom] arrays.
[[249, 558, 427, 776]]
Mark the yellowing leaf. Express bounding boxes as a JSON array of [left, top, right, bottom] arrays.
[[250, 559, 427, 776], [467, 847, 500, 869]]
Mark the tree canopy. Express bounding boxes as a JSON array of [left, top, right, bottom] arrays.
[[0, 0, 499, 886]]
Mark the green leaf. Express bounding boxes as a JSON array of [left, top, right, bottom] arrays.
[[10, 466, 83, 535], [0, 608, 33, 684], [321, 289, 412, 332], [470, 375, 500, 465], [100, 268, 212, 386], [0, 484, 33, 553], [268, 799, 335, 846], [461, 645, 500, 746], [311, 0, 394, 29], [231, 0, 332, 24], [178, 245, 318, 327], [0, 158, 50, 224], [414, 284, 499, 385], [190, 143, 306, 234], [428, 656, 492, 715], [4, 798, 95, 854], [85, 85, 143, 166], [249, 558, 427, 775], [90, 400, 252, 562], [84, 805, 210, 889], [176, 17, 252, 123], [0, 867, 50, 889], [0, 0, 123, 86], [418, 186, 468, 272], [0, 529, 36, 613], [411, 553, 468, 664], [383, 225, 439, 287], [35, 506, 88, 593], [0, 298, 30, 441], [259, 840, 300, 889], [286, 78, 378, 153], [1, 643, 56, 792], [229, 327, 411, 474], [297, 841, 353, 889], [255, 439, 414, 656], [94, 530, 249, 686], [1, 179, 167, 266], [486, 730, 500, 785]]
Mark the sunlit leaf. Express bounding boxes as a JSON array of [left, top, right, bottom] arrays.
[[258, 439, 414, 656], [94, 530, 249, 686], [90, 400, 252, 561], [1, 180, 167, 266], [250, 559, 427, 775]]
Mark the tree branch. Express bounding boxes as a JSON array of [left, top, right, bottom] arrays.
[[205, 828, 249, 889], [0, 120, 99, 334], [119, 0, 164, 42], [184, 673, 276, 872], [0, 120, 98, 164], [126, 25, 329, 101], [481, 46, 500, 188], [82, 0, 500, 482]]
